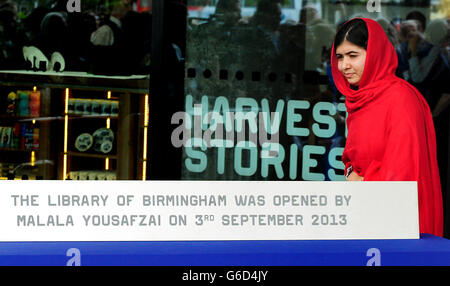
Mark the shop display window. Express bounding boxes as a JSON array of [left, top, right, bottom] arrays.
[[0, 0, 151, 180]]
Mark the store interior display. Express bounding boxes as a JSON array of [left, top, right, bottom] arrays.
[[22, 46, 65, 72], [22, 46, 49, 71], [48, 52, 65, 72], [68, 170, 116, 180], [5, 89, 41, 117], [74, 127, 114, 154], [0, 161, 35, 179], [68, 98, 119, 116], [0, 88, 41, 153], [0, 68, 148, 180], [0, 0, 150, 180], [92, 128, 114, 154], [0, 162, 13, 178], [0, 124, 39, 151], [74, 133, 93, 152], [64, 89, 119, 180], [6, 92, 16, 115], [0, 87, 44, 180], [0, 126, 14, 149], [8, 159, 52, 180]]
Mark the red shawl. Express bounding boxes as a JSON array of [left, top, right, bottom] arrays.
[[331, 18, 443, 236]]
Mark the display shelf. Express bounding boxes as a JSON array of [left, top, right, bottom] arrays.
[[62, 88, 136, 180], [0, 71, 149, 180], [0, 84, 51, 180], [0, 147, 34, 152], [66, 151, 118, 160], [0, 70, 149, 94], [67, 114, 119, 120], [0, 115, 41, 120]]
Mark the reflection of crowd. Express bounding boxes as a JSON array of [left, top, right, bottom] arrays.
[[0, 0, 152, 75], [186, 1, 450, 185], [377, 12, 450, 203], [189, 2, 449, 113]]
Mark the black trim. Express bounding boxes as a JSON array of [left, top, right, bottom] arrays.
[[148, 0, 185, 179]]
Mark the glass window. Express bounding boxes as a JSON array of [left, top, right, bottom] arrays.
[[182, 0, 450, 184], [0, 0, 151, 180]]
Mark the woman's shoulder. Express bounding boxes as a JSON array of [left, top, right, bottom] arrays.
[[384, 78, 430, 117], [385, 78, 423, 104]]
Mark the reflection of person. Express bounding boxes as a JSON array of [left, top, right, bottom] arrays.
[[89, 1, 130, 75], [244, 0, 282, 72], [299, 5, 335, 73], [214, 0, 243, 26], [249, 0, 282, 55], [331, 18, 443, 236], [406, 10, 427, 33], [396, 19, 434, 82], [376, 17, 399, 48], [250, 0, 282, 32], [0, 0, 24, 69], [409, 19, 450, 108]]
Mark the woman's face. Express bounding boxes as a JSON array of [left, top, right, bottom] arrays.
[[336, 40, 367, 86]]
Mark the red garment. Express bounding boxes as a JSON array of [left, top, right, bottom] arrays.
[[331, 18, 443, 236]]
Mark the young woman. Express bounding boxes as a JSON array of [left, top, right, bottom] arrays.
[[331, 18, 443, 236]]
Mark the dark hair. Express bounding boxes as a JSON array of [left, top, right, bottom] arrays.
[[406, 11, 426, 31], [333, 18, 368, 51]]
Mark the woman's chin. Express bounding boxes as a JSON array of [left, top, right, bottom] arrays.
[[347, 79, 360, 86]]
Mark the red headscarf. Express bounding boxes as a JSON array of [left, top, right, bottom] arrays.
[[331, 18, 443, 236]]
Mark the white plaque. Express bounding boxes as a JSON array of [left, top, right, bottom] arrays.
[[0, 180, 419, 241]]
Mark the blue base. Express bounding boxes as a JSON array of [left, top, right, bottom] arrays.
[[0, 234, 449, 266]]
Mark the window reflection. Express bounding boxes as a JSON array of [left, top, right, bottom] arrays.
[[185, 0, 449, 183], [0, 1, 151, 181], [0, 0, 151, 75]]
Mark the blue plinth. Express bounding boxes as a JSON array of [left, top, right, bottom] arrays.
[[0, 234, 449, 266]]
